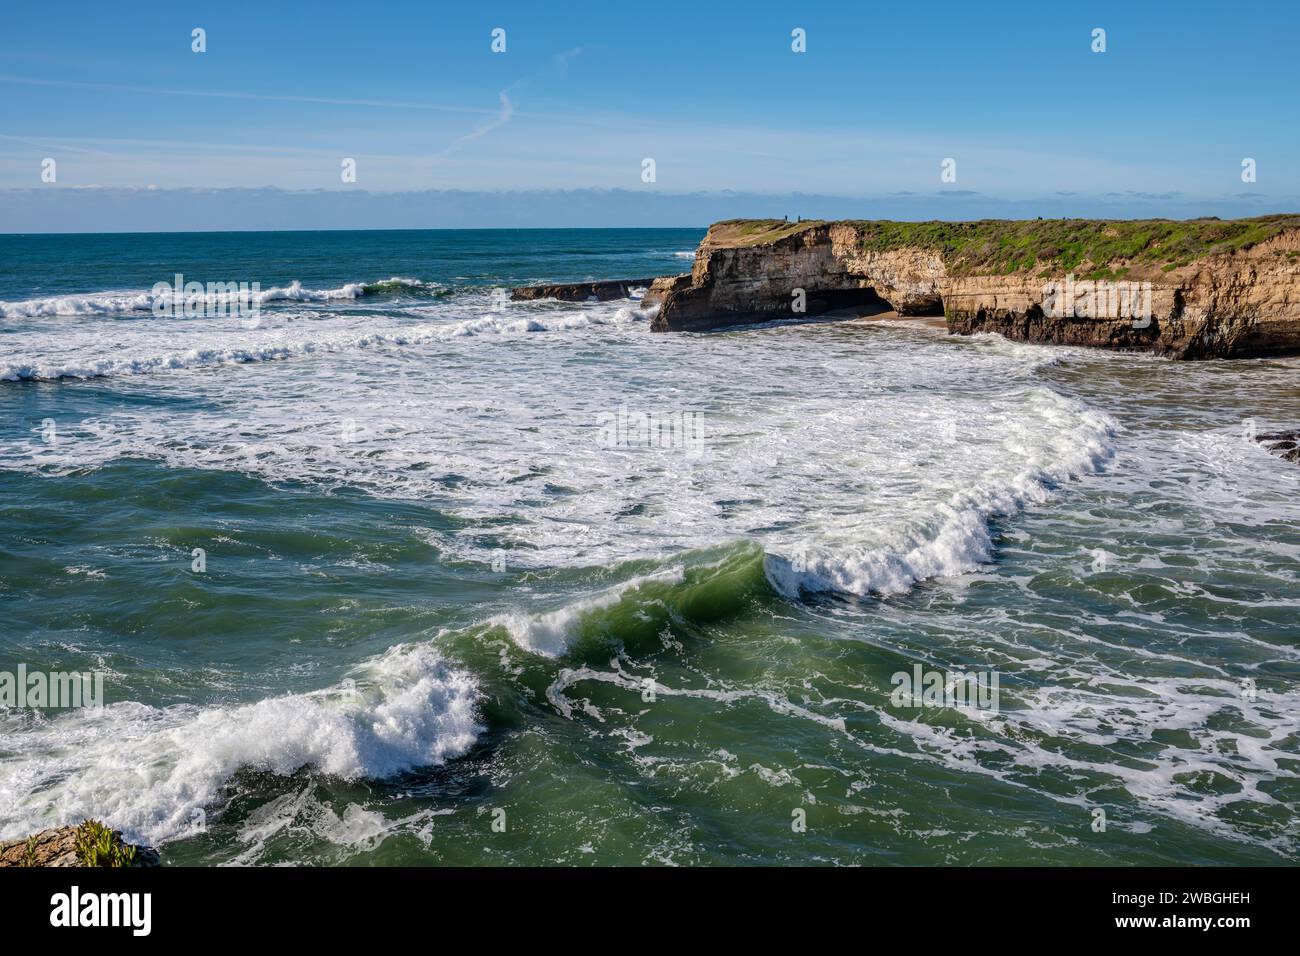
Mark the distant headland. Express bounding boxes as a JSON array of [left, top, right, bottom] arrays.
[[518, 216, 1300, 359]]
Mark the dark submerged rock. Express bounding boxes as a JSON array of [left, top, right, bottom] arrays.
[[1257, 430, 1300, 463], [510, 278, 658, 302]]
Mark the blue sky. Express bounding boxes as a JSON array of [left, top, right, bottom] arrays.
[[2, 0, 1298, 229]]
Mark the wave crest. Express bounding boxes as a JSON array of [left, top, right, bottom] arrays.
[[764, 395, 1116, 598], [0, 277, 446, 319], [0, 643, 482, 847]]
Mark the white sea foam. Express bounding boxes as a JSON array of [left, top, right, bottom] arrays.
[[0, 281, 378, 320], [0, 643, 481, 847], [0, 276, 456, 322], [547, 651, 1300, 852], [870, 671, 1300, 849], [0, 290, 159, 318], [763, 390, 1115, 598], [0, 306, 1115, 601], [3, 281, 1297, 858], [0, 304, 643, 380]]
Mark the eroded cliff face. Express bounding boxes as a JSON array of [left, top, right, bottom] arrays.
[[652, 220, 1300, 359], [653, 223, 936, 331], [641, 273, 691, 310]]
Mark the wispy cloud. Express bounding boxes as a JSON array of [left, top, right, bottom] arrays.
[[0, 73, 499, 116], [439, 92, 514, 156], [437, 47, 583, 156]]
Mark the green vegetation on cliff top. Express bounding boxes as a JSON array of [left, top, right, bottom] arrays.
[[73, 820, 138, 867], [712, 215, 1300, 277]]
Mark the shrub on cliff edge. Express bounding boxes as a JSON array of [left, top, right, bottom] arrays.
[[73, 819, 138, 868]]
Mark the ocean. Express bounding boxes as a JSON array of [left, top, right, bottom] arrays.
[[0, 228, 1297, 865]]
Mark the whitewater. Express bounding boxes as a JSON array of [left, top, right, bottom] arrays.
[[1, 229, 1296, 865]]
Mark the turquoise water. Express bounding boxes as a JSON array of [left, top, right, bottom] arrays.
[[1, 229, 1297, 865]]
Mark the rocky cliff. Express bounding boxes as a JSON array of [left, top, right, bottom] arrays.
[[651, 217, 1300, 359]]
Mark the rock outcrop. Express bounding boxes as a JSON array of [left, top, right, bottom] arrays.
[[1257, 430, 1300, 463], [640, 273, 691, 310], [650, 217, 1300, 359], [0, 823, 159, 868], [511, 278, 656, 302]]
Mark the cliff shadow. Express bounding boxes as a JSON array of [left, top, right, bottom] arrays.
[[805, 286, 895, 319], [695, 286, 896, 333]]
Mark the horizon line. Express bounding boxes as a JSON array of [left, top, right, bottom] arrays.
[[7, 211, 1300, 239]]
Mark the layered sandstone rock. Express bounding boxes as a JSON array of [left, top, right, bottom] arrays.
[[651, 218, 1300, 359], [641, 273, 691, 309]]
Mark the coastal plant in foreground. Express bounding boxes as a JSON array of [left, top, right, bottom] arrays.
[[74, 820, 137, 868]]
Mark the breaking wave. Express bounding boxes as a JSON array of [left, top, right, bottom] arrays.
[[764, 391, 1116, 598], [0, 278, 440, 319], [1, 305, 644, 381], [0, 643, 482, 847]]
